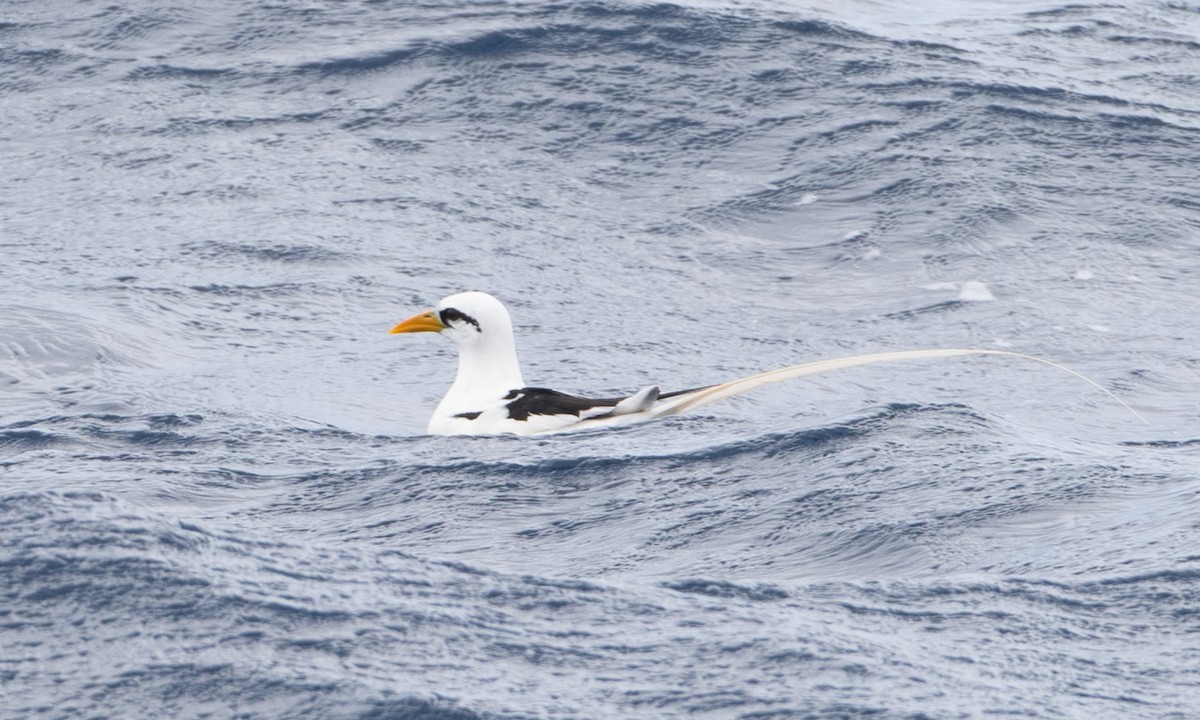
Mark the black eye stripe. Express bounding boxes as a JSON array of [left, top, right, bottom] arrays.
[[439, 307, 482, 332]]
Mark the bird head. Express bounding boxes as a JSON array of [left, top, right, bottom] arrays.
[[390, 291, 514, 350]]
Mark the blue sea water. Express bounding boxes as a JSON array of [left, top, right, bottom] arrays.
[[3, 0, 1200, 717]]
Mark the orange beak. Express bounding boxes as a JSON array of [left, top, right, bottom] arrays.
[[389, 310, 446, 334]]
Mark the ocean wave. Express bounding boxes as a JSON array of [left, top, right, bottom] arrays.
[[5, 0, 1200, 716]]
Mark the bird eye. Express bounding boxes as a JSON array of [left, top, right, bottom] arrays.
[[439, 307, 482, 332]]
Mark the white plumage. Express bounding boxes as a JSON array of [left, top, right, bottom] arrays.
[[390, 292, 1143, 436], [390, 292, 665, 435]]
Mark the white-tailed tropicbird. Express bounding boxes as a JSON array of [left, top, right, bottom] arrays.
[[390, 291, 1144, 436]]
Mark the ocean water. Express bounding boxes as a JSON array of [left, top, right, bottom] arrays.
[[3, 0, 1200, 717]]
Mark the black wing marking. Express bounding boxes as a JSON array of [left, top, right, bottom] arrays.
[[504, 388, 621, 421], [503, 385, 716, 423], [453, 411, 482, 420], [658, 385, 713, 400]]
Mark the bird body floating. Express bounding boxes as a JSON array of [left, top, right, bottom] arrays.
[[391, 292, 1144, 436]]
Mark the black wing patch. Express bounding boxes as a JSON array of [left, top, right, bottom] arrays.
[[504, 388, 621, 421], [453, 411, 482, 420], [658, 385, 713, 399], [502, 385, 716, 423]]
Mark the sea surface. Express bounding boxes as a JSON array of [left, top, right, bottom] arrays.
[[3, 1, 1200, 718]]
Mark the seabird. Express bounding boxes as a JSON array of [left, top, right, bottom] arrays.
[[391, 291, 1144, 436]]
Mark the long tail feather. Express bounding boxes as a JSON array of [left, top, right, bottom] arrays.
[[649, 349, 1147, 424]]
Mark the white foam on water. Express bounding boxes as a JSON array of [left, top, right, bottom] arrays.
[[958, 280, 996, 302]]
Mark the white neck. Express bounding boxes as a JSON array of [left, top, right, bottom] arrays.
[[435, 331, 526, 416]]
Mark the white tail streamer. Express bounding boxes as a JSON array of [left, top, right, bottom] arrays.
[[647, 348, 1147, 424]]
